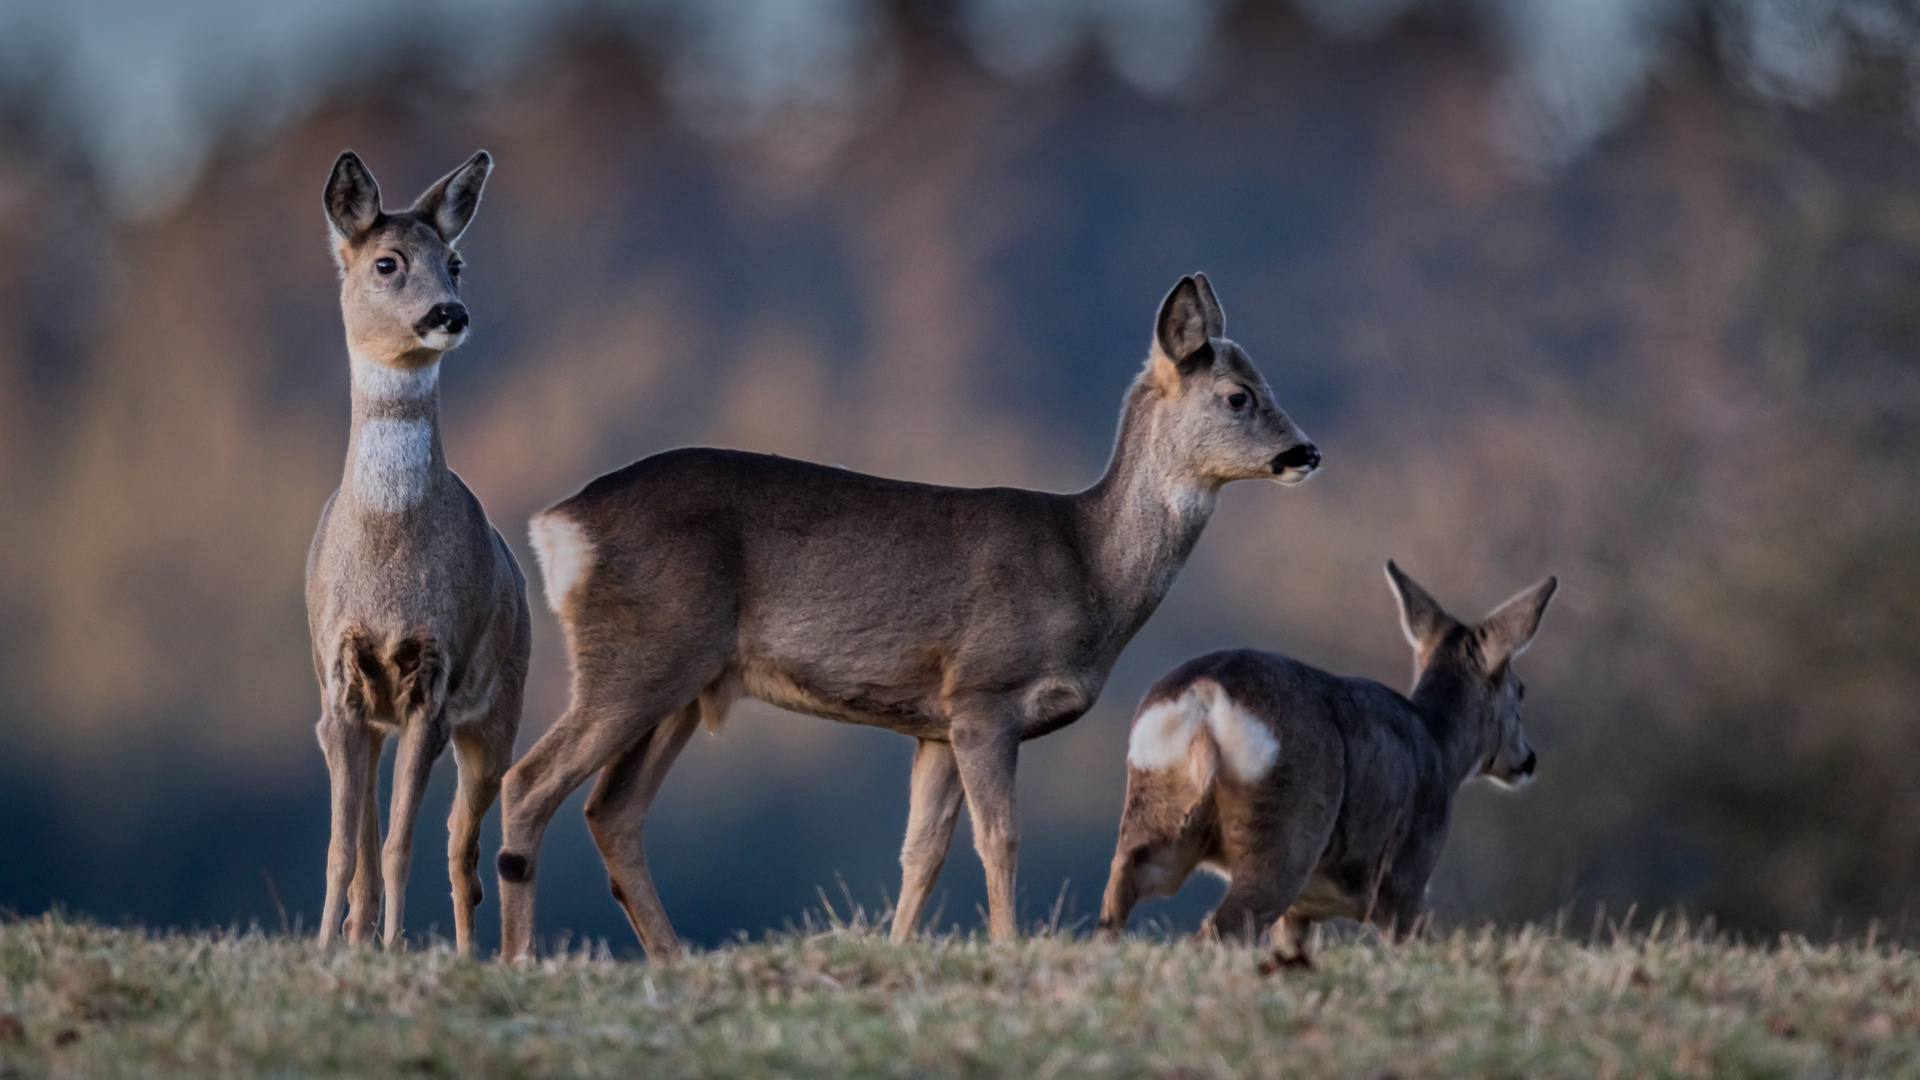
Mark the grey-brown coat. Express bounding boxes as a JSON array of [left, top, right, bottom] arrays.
[[496, 274, 1321, 961], [307, 150, 531, 953], [1098, 562, 1555, 964]]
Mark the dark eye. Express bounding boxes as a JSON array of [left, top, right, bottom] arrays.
[[1227, 391, 1249, 410], [1516, 682, 1527, 701], [374, 257, 398, 275], [449, 260, 462, 279]]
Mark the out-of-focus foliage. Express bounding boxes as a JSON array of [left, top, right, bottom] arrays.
[[0, 3, 1917, 947]]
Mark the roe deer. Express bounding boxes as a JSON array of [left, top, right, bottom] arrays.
[[307, 150, 531, 953], [1098, 562, 1556, 965], [496, 273, 1321, 961]]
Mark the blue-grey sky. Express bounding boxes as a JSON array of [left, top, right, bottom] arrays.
[[0, 0, 1914, 215]]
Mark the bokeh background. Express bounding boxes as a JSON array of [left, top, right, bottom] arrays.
[[2, 0, 1919, 954]]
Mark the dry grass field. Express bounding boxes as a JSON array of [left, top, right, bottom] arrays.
[[0, 912, 1915, 1079]]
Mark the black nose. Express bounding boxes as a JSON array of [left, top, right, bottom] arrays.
[[416, 302, 469, 335], [1273, 443, 1321, 473], [1520, 750, 1537, 775]]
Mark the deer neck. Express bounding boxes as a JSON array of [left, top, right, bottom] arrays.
[[1074, 379, 1220, 636], [343, 352, 447, 514], [1409, 667, 1490, 788]]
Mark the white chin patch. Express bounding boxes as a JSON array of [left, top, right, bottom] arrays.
[[351, 354, 440, 399], [417, 329, 467, 352], [1273, 467, 1315, 486], [354, 419, 433, 511]]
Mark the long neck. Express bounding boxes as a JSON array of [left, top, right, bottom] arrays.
[[343, 352, 446, 513], [1071, 376, 1220, 637], [1408, 663, 1488, 788]]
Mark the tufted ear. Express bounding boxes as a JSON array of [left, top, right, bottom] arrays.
[[1477, 575, 1558, 673], [1385, 561, 1453, 652], [324, 151, 382, 248], [411, 150, 492, 245]]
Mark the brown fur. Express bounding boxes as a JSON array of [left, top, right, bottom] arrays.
[[307, 150, 531, 954], [495, 274, 1321, 961], [1099, 563, 1555, 962]]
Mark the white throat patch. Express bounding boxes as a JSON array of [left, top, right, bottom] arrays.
[[354, 419, 434, 511], [351, 354, 440, 399]]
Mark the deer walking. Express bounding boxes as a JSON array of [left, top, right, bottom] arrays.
[[307, 150, 531, 953], [1098, 562, 1555, 964], [495, 274, 1321, 961]]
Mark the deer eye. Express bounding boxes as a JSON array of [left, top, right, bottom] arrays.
[[1516, 681, 1527, 701], [374, 257, 398, 275], [1226, 391, 1249, 411], [448, 259, 462, 279]]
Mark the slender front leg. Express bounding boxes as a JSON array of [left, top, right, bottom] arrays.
[[950, 719, 1022, 941], [890, 739, 966, 942], [344, 727, 388, 945], [381, 710, 451, 950], [316, 709, 373, 947]]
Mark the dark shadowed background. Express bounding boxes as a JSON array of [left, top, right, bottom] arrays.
[[2, 0, 1919, 954]]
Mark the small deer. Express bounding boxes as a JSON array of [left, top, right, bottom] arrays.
[[495, 273, 1321, 961], [1098, 562, 1556, 965], [307, 150, 531, 953]]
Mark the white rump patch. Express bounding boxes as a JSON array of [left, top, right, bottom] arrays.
[[1128, 692, 1208, 772], [1204, 686, 1280, 781], [1126, 678, 1279, 783], [351, 354, 440, 399], [353, 419, 433, 511], [529, 513, 594, 615]]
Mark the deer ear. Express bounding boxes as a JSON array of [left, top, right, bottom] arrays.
[[1386, 561, 1451, 651], [1150, 275, 1216, 393], [412, 150, 492, 245], [1478, 575, 1557, 671], [1191, 271, 1225, 339], [324, 151, 382, 246]]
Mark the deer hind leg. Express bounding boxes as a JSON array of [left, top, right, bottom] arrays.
[[1203, 778, 1336, 946], [584, 702, 701, 961], [498, 668, 717, 962], [890, 739, 966, 943], [377, 637, 450, 950], [447, 702, 515, 957], [1100, 766, 1216, 938], [950, 713, 1022, 941]]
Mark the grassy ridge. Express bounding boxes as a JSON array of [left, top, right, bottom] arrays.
[[0, 913, 1915, 1078]]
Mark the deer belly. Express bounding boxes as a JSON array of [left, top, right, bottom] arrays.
[[736, 657, 948, 737]]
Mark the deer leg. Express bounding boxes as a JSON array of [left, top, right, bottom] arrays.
[[380, 709, 451, 950], [584, 704, 701, 961], [950, 718, 1022, 941], [316, 709, 373, 947], [1268, 916, 1316, 970], [1100, 833, 1208, 938], [890, 739, 966, 942], [1100, 770, 1213, 938], [344, 727, 388, 945], [447, 711, 513, 957], [498, 682, 703, 962]]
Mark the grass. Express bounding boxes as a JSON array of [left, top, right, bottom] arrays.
[[0, 911, 1915, 1079]]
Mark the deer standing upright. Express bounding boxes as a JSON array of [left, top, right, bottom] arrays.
[[496, 273, 1321, 961], [1098, 562, 1556, 965], [307, 150, 531, 953]]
